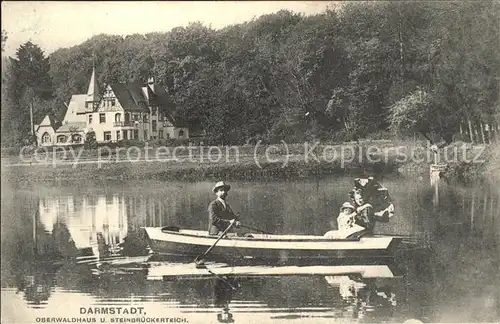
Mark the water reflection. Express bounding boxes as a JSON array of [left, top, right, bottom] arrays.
[[39, 195, 128, 257], [1, 177, 499, 323], [14, 260, 60, 307], [90, 257, 402, 322]]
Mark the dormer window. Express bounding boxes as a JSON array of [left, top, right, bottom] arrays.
[[42, 132, 51, 144]]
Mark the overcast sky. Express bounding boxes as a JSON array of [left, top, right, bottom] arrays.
[[1, 1, 338, 58]]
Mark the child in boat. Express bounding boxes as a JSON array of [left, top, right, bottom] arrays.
[[337, 202, 357, 231], [324, 202, 366, 239]]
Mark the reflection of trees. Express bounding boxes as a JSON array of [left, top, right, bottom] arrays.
[[51, 222, 79, 257], [14, 260, 61, 307], [119, 229, 150, 256]]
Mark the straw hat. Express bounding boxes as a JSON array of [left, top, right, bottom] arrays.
[[213, 181, 231, 193], [340, 202, 355, 211]]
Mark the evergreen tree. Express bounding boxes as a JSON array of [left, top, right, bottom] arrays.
[[1, 42, 54, 147]]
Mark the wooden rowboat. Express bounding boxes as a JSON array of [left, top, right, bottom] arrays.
[[143, 227, 401, 261]]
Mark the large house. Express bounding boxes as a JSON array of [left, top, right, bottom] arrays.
[[35, 67, 188, 146]]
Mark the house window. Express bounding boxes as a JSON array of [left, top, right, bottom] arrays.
[[166, 132, 170, 139], [143, 130, 148, 140], [134, 130, 139, 139], [158, 130, 163, 139], [115, 113, 121, 122], [111, 99, 116, 107], [133, 114, 138, 121], [143, 114, 149, 123], [152, 120, 157, 132], [42, 132, 51, 144], [178, 130, 185, 138], [57, 135, 67, 143], [89, 115, 93, 124], [116, 131, 121, 141], [100, 113, 106, 123], [152, 106, 158, 115], [72, 134, 82, 143], [104, 131, 111, 141]]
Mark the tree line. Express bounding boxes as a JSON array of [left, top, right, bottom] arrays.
[[2, 1, 499, 148]]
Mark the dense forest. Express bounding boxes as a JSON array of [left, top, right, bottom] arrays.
[[2, 1, 499, 147]]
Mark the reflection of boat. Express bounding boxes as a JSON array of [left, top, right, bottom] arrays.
[[143, 227, 402, 261], [147, 262, 400, 280]]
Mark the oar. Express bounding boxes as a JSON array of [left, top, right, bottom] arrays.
[[240, 224, 273, 235], [195, 219, 235, 266]]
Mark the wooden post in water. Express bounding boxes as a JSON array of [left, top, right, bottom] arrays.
[[470, 190, 475, 231], [490, 191, 495, 234], [467, 115, 474, 143], [430, 164, 447, 207], [462, 190, 465, 214], [33, 209, 38, 257], [480, 122, 487, 145]]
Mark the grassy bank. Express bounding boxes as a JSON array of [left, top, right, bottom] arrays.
[[442, 143, 500, 184], [2, 141, 495, 185], [1, 157, 398, 186]]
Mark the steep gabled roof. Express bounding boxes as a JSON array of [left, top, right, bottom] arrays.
[[66, 94, 87, 116], [146, 84, 187, 127], [86, 67, 101, 103], [109, 82, 149, 113], [35, 114, 61, 132]]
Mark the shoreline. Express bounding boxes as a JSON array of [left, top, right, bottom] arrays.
[[1, 141, 495, 185], [1, 158, 398, 185]]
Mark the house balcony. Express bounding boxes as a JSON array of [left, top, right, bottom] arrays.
[[113, 121, 138, 128]]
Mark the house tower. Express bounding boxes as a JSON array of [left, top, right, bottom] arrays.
[[85, 54, 101, 112]]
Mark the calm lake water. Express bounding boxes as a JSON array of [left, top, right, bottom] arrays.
[[1, 175, 499, 323]]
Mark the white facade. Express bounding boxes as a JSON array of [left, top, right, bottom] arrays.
[[35, 69, 189, 146], [35, 116, 57, 147]]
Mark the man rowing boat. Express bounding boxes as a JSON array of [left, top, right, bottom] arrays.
[[208, 181, 241, 236]]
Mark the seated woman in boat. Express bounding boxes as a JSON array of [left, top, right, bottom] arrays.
[[354, 177, 395, 222], [350, 188, 376, 232], [324, 177, 395, 239]]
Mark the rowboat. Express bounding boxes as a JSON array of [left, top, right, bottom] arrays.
[[142, 227, 402, 261]]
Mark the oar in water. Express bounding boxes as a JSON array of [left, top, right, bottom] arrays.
[[194, 219, 235, 267]]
